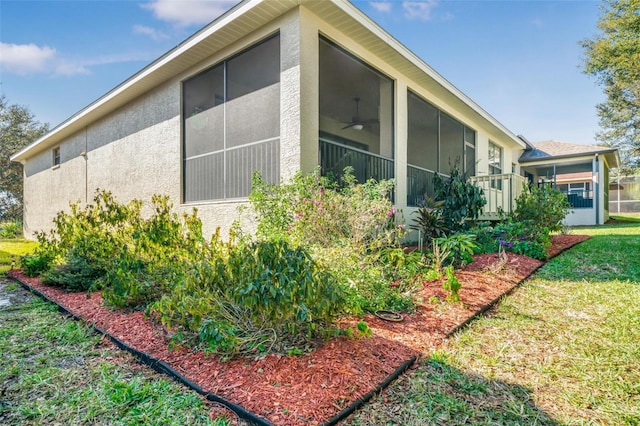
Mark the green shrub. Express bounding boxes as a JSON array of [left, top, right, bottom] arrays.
[[313, 246, 419, 315], [469, 218, 551, 260], [151, 237, 346, 358], [32, 190, 205, 304], [41, 256, 104, 292], [0, 221, 22, 238], [249, 167, 404, 252], [431, 233, 477, 272], [513, 184, 571, 233], [433, 163, 486, 233], [21, 253, 53, 277]]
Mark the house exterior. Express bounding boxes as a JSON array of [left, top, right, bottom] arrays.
[[10, 0, 615, 238], [519, 140, 619, 225]]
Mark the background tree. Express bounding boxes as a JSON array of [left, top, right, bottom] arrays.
[[0, 96, 50, 221], [581, 0, 640, 174]]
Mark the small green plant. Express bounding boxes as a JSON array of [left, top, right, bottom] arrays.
[[443, 265, 461, 303], [431, 233, 477, 273], [410, 197, 447, 245], [41, 256, 105, 292], [21, 252, 53, 277], [433, 163, 486, 233], [356, 320, 373, 337]]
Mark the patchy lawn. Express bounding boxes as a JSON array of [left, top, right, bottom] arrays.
[[0, 239, 37, 275], [345, 223, 640, 425]]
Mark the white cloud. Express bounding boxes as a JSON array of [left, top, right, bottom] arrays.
[[370, 2, 393, 13], [133, 24, 169, 40], [142, 0, 237, 27], [402, 0, 438, 21], [0, 42, 56, 75], [531, 18, 544, 28]]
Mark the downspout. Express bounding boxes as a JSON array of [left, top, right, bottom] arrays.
[[595, 153, 599, 225], [83, 127, 88, 204]]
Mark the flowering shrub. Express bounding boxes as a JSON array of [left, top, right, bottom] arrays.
[[249, 168, 422, 314], [250, 167, 405, 252]]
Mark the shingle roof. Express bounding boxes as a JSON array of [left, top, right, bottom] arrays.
[[519, 140, 617, 163]]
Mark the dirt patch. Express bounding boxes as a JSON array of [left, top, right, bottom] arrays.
[[6, 234, 588, 425], [0, 278, 34, 309]]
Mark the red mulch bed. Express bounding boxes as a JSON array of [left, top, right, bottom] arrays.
[[7, 234, 589, 426]]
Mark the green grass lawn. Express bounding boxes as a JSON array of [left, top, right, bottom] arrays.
[[0, 239, 37, 275], [0, 239, 231, 425], [346, 223, 640, 425]]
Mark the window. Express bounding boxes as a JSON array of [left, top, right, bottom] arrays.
[[488, 141, 503, 189], [318, 37, 394, 184], [488, 142, 502, 175], [182, 34, 280, 202], [464, 127, 476, 177], [406, 90, 476, 205], [52, 147, 60, 167]]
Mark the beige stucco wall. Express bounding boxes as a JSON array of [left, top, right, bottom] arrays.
[[21, 10, 305, 239]]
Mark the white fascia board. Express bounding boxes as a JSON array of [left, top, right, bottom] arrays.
[[327, 0, 526, 150], [11, 0, 267, 163]]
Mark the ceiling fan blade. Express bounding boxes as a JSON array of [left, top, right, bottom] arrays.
[[342, 122, 356, 130]]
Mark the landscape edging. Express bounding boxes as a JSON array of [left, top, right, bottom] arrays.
[[7, 270, 416, 426]]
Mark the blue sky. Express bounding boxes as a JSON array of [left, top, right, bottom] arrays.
[[1, 0, 604, 145]]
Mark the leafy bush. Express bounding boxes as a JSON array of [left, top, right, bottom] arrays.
[[151, 237, 346, 358], [250, 167, 404, 252], [0, 221, 22, 238], [469, 218, 551, 260], [410, 197, 447, 246], [31, 190, 205, 304], [313, 246, 418, 315], [431, 233, 477, 272], [41, 256, 104, 292], [21, 253, 53, 277], [512, 184, 571, 233], [433, 163, 486, 233], [249, 167, 418, 315]]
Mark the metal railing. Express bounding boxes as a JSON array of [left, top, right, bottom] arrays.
[[319, 139, 394, 183], [564, 191, 594, 209], [407, 165, 441, 207], [469, 173, 527, 218]]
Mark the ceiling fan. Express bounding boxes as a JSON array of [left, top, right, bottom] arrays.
[[342, 97, 378, 130]]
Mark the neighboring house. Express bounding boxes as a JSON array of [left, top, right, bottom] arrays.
[[519, 140, 619, 226], [10, 0, 615, 238]]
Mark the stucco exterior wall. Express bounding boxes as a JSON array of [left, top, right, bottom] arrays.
[[21, 4, 526, 239], [21, 9, 304, 239]]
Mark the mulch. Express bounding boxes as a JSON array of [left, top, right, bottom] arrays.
[[7, 234, 589, 426]]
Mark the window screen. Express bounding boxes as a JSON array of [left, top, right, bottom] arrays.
[[183, 34, 280, 202]]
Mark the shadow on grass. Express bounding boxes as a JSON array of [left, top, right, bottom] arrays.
[[346, 356, 560, 425]]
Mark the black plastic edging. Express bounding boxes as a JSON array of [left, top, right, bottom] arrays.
[[444, 238, 589, 338], [321, 355, 417, 426], [8, 272, 273, 426]]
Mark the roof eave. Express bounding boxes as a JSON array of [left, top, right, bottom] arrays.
[[11, 0, 299, 163]]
